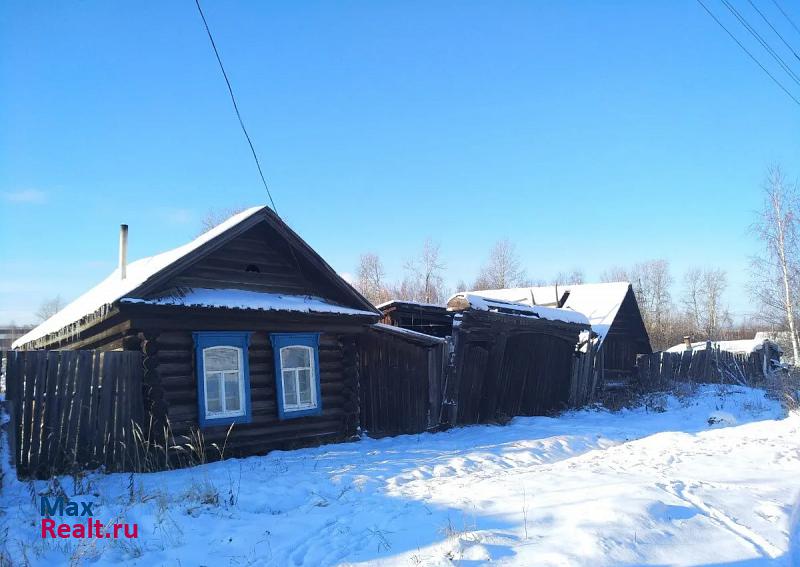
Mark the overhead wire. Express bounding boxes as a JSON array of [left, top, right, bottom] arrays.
[[695, 0, 800, 106], [771, 0, 800, 37], [720, 0, 800, 86], [747, 0, 800, 63], [194, 0, 279, 214]]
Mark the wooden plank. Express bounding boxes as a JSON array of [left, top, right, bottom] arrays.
[[41, 352, 63, 474], [5, 351, 22, 471], [28, 352, 51, 477], [75, 352, 100, 467], [60, 351, 90, 469], [97, 352, 117, 469], [18, 352, 40, 475]]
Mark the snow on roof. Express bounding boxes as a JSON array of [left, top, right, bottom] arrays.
[[467, 282, 631, 344], [121, 288, 377, 317], [371, 322, 446, 343], [666, 338, 783, 355], [13, 207, 267, 348], [447, 293, 590, 326], [375, 299, 446, 310]]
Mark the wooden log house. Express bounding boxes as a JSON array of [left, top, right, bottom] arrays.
[[13, 206, 380, 457]]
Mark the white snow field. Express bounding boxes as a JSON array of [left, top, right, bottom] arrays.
[[1, 385, 799, 566]]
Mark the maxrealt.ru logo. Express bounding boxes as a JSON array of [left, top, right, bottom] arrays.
[[40, 496, 138, 539]]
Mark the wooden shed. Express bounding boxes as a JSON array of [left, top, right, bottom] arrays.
[[13, 206, 380, 458], [443, 294, 592, 424], [358, 323, 447, 436], [377, 300, 455, 338], [468, 282, 652, 385]]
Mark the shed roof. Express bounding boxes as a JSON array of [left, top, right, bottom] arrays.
[[467, 282, 633, 344], [447, 293, 590, 326]]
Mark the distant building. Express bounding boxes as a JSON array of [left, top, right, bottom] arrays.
[[0, 325, 34, 351]]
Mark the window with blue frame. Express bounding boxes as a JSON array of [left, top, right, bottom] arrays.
[[193, 332, 252, 427], [270, 333, 322, 420]]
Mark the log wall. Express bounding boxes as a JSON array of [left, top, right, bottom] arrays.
[[155, 330, 360, 457]]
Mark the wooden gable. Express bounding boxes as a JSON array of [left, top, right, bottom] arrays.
[[606, 286, 651, 353], [124, 208, 377, 315]]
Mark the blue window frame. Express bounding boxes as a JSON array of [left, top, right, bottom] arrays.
[[193, 331, 253, 428], [270, 333, 322, 420]]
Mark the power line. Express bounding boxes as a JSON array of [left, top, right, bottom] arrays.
[[695, 0, 800, 106], [771, 0, 800, 37], [748, 0, 800, 63], [720, 0, 800, 87], [194, 0, 279, 214]]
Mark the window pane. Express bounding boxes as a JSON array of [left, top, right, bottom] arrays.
[[224, 372, 241, 412], [205, 347, 239, 372], [281, 346, 310, 369], [205, 373, 222, 413], [282, 370, 298, 406], [298, 369, 312, 405]]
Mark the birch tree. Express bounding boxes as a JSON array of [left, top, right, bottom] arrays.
[[551, 269, 585, 286], [751, 166, 800, 362], [630, 260, 674, 350], [473, 239, 526, 290], [404, 238, 447, 304], [356, 252, 389, 305], [682, 267, 731, 340]]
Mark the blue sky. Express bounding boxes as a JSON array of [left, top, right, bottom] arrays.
[[1, 1, 799, 325]]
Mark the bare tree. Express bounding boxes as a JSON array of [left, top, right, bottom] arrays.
[[386, 276, 419, 303], [36, 296, 64, 322], [600, 266, 630, 283], [198, 206, 247, 235], [404, 238, 447, 304], [551, 269, 585, 286], [682, 267, 732, 340], [751, 165, 800, 362], [355, 252, 389, 306], [473, 239, 526, 290], [683, 267, 703, 336], [629, 260, 674, 350]]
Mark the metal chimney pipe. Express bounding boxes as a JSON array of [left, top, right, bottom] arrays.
[[119, 224, 128, 280]]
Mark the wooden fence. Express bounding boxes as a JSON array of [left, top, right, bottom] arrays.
[[3, 350, 145, 478], [636, 343, 769, 389]]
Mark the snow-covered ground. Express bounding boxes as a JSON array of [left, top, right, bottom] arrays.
[[1, 385, 799, 566]]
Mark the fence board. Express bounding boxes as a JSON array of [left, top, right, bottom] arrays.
[[5, 350, 145, 478], [636, 344, 772, 389]]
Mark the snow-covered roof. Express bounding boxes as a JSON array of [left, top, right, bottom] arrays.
[[375, 299, 446, 310], [371, 322, 446, 343], [447, 293, 590, 326], [467, 282, 632, 344], [121, 289, 377, 317], [14, 205, 376, 349], [666, 338, 783, 355], [14, 207, 268, 349]]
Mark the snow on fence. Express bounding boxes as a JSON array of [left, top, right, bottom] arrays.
[[3, 350, 145, 479], [636, 343, 770, 389]]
